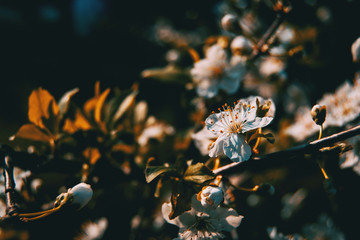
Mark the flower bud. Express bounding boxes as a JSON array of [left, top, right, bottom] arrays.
[[221, 14, 238, 32], [230, 36, 254, 55], [310, 104, 326, 125], [197, 186, 224, 208], [69, 183, 93, 209]]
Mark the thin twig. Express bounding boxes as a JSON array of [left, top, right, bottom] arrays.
[[213, 125, 360, 175], [3, 154, 18, 216]]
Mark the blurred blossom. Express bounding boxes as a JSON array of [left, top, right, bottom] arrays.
[[259, 57, 286, 78], [281, 188, 307, 220], [191, 44, 246, 98], [276, 25, 296, 46], [152, 20, 205, 47], [221, 13, 238, 32], [230, 35, 254, 56], [0, 167, 31, 193], [351, 37, 360, 62], [282, 82, 309, 114], [340, 136, 360, 175], [238, 11, 263, 36], [267, 227, 304, 240], [316, 6, 332, 24], [285, 77, 360, 141], [72, 0, 105, 35], [133, 101, 148, 125], [137, 116, 175, 146], [192, 125, 219, 156], [76, 217, 108, 240], [302, 214, 345, 240], [205, 96, 274, 162], [162, 195, 243, 240]]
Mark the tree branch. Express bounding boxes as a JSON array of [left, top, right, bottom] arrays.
[[213, 125, 360, 175]]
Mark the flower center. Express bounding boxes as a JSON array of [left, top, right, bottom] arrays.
[[210, 102, 255, 135]]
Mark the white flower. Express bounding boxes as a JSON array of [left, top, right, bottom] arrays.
[[285, 77, 360, 141], [230, 35, 254, 55], [340, 136, 360, 175], [191, 44, 246, 98], [197, 186, 224, 209], [162, 195, 243, 240], [69, 183, 93, 209], [268, 227, 304, 240], [137, 116, 175, 146], [205, 97, 273, 162], [75, 217, 108, 240]]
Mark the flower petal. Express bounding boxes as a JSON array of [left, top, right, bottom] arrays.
[[210, 207, 244, 232], [208, 134, 228, 158], [242, 117, 273, 133], [223, 134, 252, 162]]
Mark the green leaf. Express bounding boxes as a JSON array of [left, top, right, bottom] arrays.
[[145, 166, 176, 183], [183, 163, 215, 184]]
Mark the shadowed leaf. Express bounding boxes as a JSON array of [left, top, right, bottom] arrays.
[[145, 166, 176, 183], [183, 163, 215, 184], [10, 124, 52, 143]]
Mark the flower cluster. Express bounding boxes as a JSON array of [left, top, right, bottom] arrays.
[[198, 96, 274, 162], [162, 188, 243, 240]]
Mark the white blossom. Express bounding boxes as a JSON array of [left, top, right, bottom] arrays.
[[137, 116, 175, 146], [205, 96, 274, 162], [285, 77, 360, 141], [191, 44, 246, 98], [162, 195, 243, 240]]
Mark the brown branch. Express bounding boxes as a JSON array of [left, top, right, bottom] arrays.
[[213, 125, 360, 175], [249, 4, 291, 61], [2, 154, 18, 216]]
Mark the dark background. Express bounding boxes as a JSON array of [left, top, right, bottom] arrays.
[[0, 0, 359, 141]]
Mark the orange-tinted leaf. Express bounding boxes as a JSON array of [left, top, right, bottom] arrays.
[[94, 88, 111, 124], [63, 109, 92, 134], [28, 88, 59, 129], [10, 123, 52, 143]]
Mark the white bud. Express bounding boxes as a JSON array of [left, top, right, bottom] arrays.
[[69, 183, 93, 209], [221, 14, 238, 32], [197, 186, 224, 208], [351, 37, 360, 62], [231, 36, 254, 55]]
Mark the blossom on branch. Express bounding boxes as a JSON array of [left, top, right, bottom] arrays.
[[191, 44, 246, 98], [162, 195, 243, 240], [205, 96, 274, 162]]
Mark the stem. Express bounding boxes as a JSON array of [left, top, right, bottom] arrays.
[[319, 124, 323, 140], [249, 10, 288, 61], [213, 124, 360, 175], [3, 155, 18, 216]]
